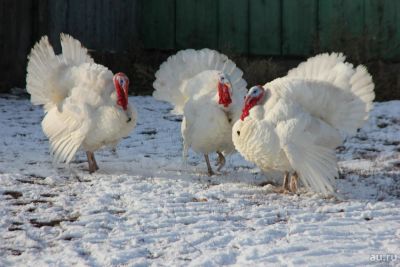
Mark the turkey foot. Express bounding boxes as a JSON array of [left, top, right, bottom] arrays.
[[86, 151, 99, 174], [111, 147, 118, 157], [289, 172, 298, 193], [274, 171, 290, 193], [204, 154, 215, 176], [215, 151, 226, 171]]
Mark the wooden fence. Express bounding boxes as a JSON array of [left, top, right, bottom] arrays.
[[142, 0, 400, 59], [0, 0, 399, 93], [0, 0, 140, 91]]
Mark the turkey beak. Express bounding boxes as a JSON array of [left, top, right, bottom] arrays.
[[125, 110, 131, 123], [244, 95, 250, 106], [225, 83, 232, 94]]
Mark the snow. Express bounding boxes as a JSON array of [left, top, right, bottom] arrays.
[[0, 95, 399, 266]]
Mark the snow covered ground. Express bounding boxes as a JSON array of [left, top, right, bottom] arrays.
[[0, 95, 399, 266]]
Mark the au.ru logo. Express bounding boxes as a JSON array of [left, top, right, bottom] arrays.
[[370, 254, 398, 262]]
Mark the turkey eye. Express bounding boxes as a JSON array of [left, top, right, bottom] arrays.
[[237, 130, 240, 136]]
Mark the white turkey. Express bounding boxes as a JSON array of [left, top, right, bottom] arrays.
[[232, 53, 375, 195], [26, 33, 137, 173], [153, 49, 247, 175]]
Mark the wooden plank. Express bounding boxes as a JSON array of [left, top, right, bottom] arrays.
[[318, 0, 364, 56], [47, 0, 95, 51], [47, 0, 69, 52], [67, 0, 112, 51], [249, 0, 281, 55], [88, 0, 139, 51], [176, 0, 218, 49], [365, 0, 400, 60], [0, 0, 33, 91], [141, 0, 175, 50], [119, 0, 141, 51], [282, 0, 317, 56], [32, 0, 50, 41], [46, 0, 139, 52], [218, 0, 249, 53], [66, 0, 93, 47]]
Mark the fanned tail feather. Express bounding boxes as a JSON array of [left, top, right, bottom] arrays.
[[286, 52, 375, 135], [60, 33, 94, 66], [153, 48, 247, 114], [26, 36, 61, 109], [26, 34, 94, 111]]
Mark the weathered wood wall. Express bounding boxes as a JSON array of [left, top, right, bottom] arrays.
[[44, 0, 140, 53], [0, 0, 399, 99], [142, 0, 400, 59], [0, 0, 33, 91], [0, 0, 140, 92]]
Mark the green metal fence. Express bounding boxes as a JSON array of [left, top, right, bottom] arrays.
[[141, 0, 400, 60]]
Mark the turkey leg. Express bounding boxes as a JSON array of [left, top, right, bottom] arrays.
[[204, 154, 215, 176], [215, 151, 226, 171], [289, 172, 299, 193], [282, 171, 290, 191], [86, 151, 99, 174], [274, 171, 290, 193], [93, 153, 99, 170]]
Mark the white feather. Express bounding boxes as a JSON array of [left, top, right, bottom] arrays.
[[60, 33, 94, 66], [26, 34, 136, 164], [182, 98, 234, 155], [233, 53, 375, 195], [153, 48, 247, 114], [154, 49, 247, 163], [26, 36, 63, 110], [276, 114, 338, 195], [285, 52, 375, 133]]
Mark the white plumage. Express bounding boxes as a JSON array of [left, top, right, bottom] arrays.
[[232, 53, 375, 195], [26, 34, 137, 173], [153, 49, 247, 175]]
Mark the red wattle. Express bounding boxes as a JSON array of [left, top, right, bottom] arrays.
[[240, 107, 250, 120], [114, 78, 128, 110], [218, 83, 232, 107], [240, 89, 266, 120], [117, 97, 128, 110]]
